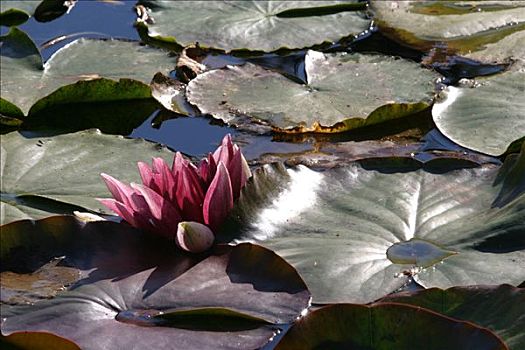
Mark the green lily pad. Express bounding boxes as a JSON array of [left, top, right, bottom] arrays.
[[0, 0, 74, 27], [1, 331, 81, 350], [0, 130, 176, 225], [370, 0, 525, 55], [464, 31, 525, 65], [432, 68, 525, 156], [186, 51, 440, 133], [1, 216, 310, 349], [1, 1, 38, 26], [0, 27, 176, 116], [228, 159, 525, 303], [493, 142, 525, 208], [275, 303, 508, 350], [136, 0, 370, 52], [381, 284, 525, 350]]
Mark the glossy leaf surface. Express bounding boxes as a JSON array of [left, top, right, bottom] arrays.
[[0, 130, 175, 225], [136, 0, 369, 52], [1, 216, 310, 349], [230, 160, 525, 303]]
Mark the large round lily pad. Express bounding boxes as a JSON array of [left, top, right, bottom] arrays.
[[381, 284, 525, 350], [371, 1, 525, 55], [432, 68, 525, 156], [0, 27, 176, 116], [187, 51, 440, 133], [0, 130, 176, 225], [275, 303, 507, 350], [1, 216, 310, 349], [136, 0, 370, 52], [228, 157, 525, 303]]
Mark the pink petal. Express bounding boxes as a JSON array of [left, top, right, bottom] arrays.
[[228, 148, 244, 199], [100, 173, 134, 208], [130, 183, 182, 237], [198, 153, 217, 187], [131, 183, 176, 221], [98, 198, 138, 228], [172, 152, 188, 175], [176, 163, 205, 223], [203, 162, 233, 231], [240, 152, 251, 188], [212, 134, 234, 166], [152, 157, 176, 199], [137, 162, 154, 188]]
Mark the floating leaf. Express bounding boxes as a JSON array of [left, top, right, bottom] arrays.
[[0, 28, 176, 116], [465, 31, 525, 65], [1, 331, 81, 350], [229, 161, 525, 303], [136, 0, 370, 52], [371, 0, 525, 55], [150, 72, 193, 115], [0, 0, 75, 27], [432, 68, 525, 156], [0, 216, 309, 349], [187, 51, 440, 133], [275, 303, 508, 350], [0, 130, 176, 225], [382, 284, 525, 350], [492, 142, 525, 208]]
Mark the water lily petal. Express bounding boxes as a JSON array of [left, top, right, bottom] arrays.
[[172, 151, 189, 175], [130, 183, 181, 224], [176, 221, 215, 253], [152, 157, 176, 200], [198, 153, 217, 187], [203, 162, 233, 231], [228, 147, 245, 199], [98, 198, 139, 227], [240, 152, 251, 189], [137, 162, 155, 189], [176, 163, 205, 222], [213, 134, 234, 166], [100, 173, 135, 208]]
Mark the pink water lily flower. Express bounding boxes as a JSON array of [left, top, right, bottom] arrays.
[[98, 134, 251, 252]]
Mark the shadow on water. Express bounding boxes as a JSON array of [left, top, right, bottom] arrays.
[[129, 110, 312, 160]]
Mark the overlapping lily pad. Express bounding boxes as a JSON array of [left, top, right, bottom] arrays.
[[0, 130, 177, 225], [371, 1, 525, 56], [1, 216, 310, 349], [381, 284, 525, 350], [0, 27, 176, 116], [464, 31, 525, 65], [432, 67, 525, 156], [1, 331, 81, 350], [228, 156, 525, 303], [0, 0, 75, 27], [136, 0, 370, 52], [187, 51, 440, 133], [274, 303, 508, 350]]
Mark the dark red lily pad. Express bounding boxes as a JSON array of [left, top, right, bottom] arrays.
[[0, 331, 81, 350], [1, 216, 310, 349], [380, 284, 525, 350], [275, 303, 508, 350]]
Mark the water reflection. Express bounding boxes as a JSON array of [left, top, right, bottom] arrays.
[[129, 111, 312, 160]]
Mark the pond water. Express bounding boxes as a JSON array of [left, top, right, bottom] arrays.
[[5, 0, 501, 164]]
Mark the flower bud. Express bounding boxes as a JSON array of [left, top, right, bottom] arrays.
[[176, 221, 215, 253]]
